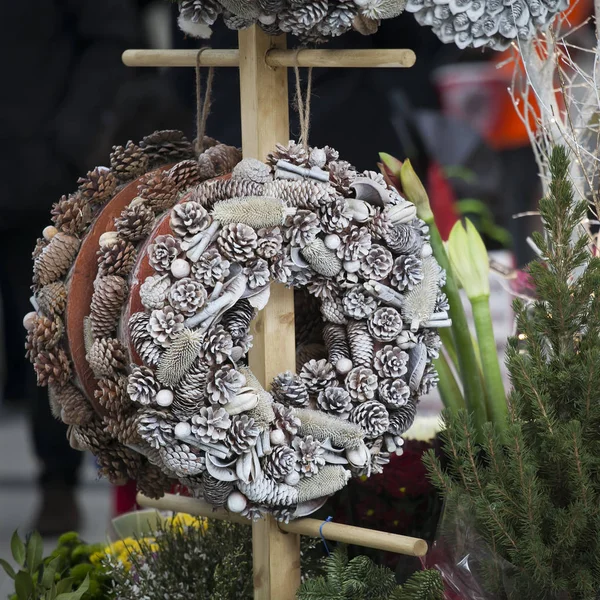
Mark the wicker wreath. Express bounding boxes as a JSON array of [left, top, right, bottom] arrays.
[[25, 130, 447, 522]]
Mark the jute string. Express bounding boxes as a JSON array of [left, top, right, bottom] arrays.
[[195, 48, 215, 154], [293, 51, 313, 151]]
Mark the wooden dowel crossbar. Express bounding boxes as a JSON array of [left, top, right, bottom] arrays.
[[137, 493, 428, 558], [122, 48, 416, 69]]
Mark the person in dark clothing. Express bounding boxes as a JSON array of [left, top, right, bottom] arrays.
[[0, 0, 139, 535]]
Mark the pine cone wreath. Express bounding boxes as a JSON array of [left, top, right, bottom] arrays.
[[34, 348, 71, 388], [77, 167, 117, 206], [33, 233, 80, 287], [109, 141, 150, 181], [114, 200, 155, 242], [51, 194, 91, 236], [95, 375, 129, 414], [86, 337, 128, 378], [271, 371, 309, 407], [97, 238, 137, 277], [139, 130, 195, 166], [36, 282, 67, 317], [137, 171, 179, 213], [197, 144, 242, 179], [349, 400, 390, 438], [90, 275, 128, 337], [263, 445, 296, 481]]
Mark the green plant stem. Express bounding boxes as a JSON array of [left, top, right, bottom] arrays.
[[433, 353, 466, 413], [439, 328, 459, 371], [426, 222, 489, 430], [471, 295, 508, 432]]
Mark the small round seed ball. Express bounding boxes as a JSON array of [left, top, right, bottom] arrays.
[[23, 311, 37, 331], [421, 243, 433, 258], [324, 234, 341, 250], [42, 226, 58, 241], [270, 429, 286, 446], [227, 491, 248, 513], [99, 231, 119, 248], [344, 260, 360, 273], [174, 421, 191, 439], [171, 258, 191, 279], [284, 471, 300, 486], [156, 389, 174, 407], [336, 358, 353, 375]]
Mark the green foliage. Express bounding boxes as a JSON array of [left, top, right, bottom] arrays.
[[296, 548, 443, 600], [426, 146, 600, 599]]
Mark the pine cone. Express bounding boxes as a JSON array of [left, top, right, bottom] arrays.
[[50, 383, 94, 426], [202, 473, 234, 507], [138, 408, 175, 449], [243, 258, 270, 290], [139, 274, 170, 310], [191, 247, 231, 287], [180, 0, 222, 24], [267, 140, 308, 167], [292, 435, 325, 477], [319, 197, 353, 234], [104, 410, 143, 445], [26, 314, 63, 356], [97, 444, 143, 483], [263, 179, 334, 210], [136, 461, 173, 500], [374, 347, 408, 382], [337, 226, 372, 262], [323, 323, 350, 366], [191, 406, 231, 443], [170, 201, 212, 242], [198, 323, 232, 365], [148, 306, 185, 348], [51, 194, 91, 235], [388, 401, 417, 436], [139, 130, 195, 165], [379, 378, 410, 409], [168, 278, 207, 317], [345, 367, 378, 402], [168, 159, 202, 189], [317, 386, 352, 419], [90, 275, 128, 337], [207, 364, 246, 404], [139, 339, 163, 367], [97, 239, 136, 277], [110, 141, 150, 181], [86, 337, 128, 378], [391, 255, 424, 291], [263, 445, 296, 481], [173, 364, 207, 420], [33, 233, 80, 287], [321, 296, 347, 325], [238, 476, 298, 506], [193, 178, 264, 209], [127, 365, 159, 405], [129, 311, 151, 348], [347, 319, 374, 368], [273, 402, 301, 435], [350, 400, 389, 438], [299, 359, 337, 396], [36, 282, 67, 317], [137, 171, 179, 213], [77, 167, 117, 206], [32, 237, 47, 260], [221, 299, 255, 341], [284, 210, 321, 248], [218, 223, 258, 263], [94, 376, 129, 414], [232, 157, 272, 184], [328, 160, 356, 195], [317, 0, 356, 36], [115, 200, 155, 242], [256, 227, 283, 260], [226, 414, 260, 453], [148, 234, 181, 273], [368, 308, 403, 343], [34, 348, 71, 387], [271, 371, 309, 407], [385, 222, 423, 255], [197, 144, 242, 179], [360, 244, 393, 281], [342, 286, 378, 320]]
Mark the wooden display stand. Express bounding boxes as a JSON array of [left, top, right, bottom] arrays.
[[123, 27, 422, 600]]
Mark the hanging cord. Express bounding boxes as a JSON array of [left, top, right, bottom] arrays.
[[293, 50, 314, 151], [319, 516, 334, 556], [195, 47, 215, 154]]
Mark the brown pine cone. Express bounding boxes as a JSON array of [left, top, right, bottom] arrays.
[[137, 171, 179, 213], [51, 194, 92, 236], [104, 410, 142, 445], [32, 237, 47, 260], [97, 239, 137, 277], [68, 418, 112, 452], [97, 443, 143, 484], [50, 383, 95, 426], [115, 200, 155, 242], [94, 375, 129, 414], [136, 461, 172, 500], [86, 338, 128, 378], [197, 144, 242, 179], [90, 275, 128, 337], [26, 314, 63, 358], [36, 282, 68, 317], [139, 130, 195, 165], [33, 233, 80, 287], [34, 348, 71, 388], [77, 167, 117, 206], [168, 159, 202, 189], [110, 141, 150, 181]]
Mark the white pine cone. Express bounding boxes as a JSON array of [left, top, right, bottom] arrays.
[[179, 0, 222, 25], [321, 296, 347, 325], [284, 209, 321, 248], [267, 140, 308, 167], [271, 371, 309, 407], [115, 201, 155, 242], [206, 364, 246, 404], [199, 323, 233, 365], [148, 306, 185, 347], [337, 226, 372, 262], [347, 319, 374, 368], [129, 311, 151, 347], [140, 274, 171, 310], [168, 278, 208, 316], [137, 408, 175, 449], [256, 227, 283, 259], [345, 366, 378, 402], [342, 286, 378, 320], [435, 292, 450, 313], [299, 358, 337, 396], [273, 402, 301, 435], [242, 502, 268, 522], [263, 445, 297, 481], [292, 435, 325, 477], [323, 323, 350, 365], [379, 378, 410, 408], [232, 157, 272, 184], [280, 1, 328, 33], [368, 307, 403, 342], [397, 330, 418, 350], [227, 414, 260, 453], [420, 362, 439, 395], [127, 365, 159, 405], [419, 329, 442, 360], [319, 198, 353, 234], [238, 476, 298, 507], [317, 387, 352, 419], [221, 299, 255, 341], [360, 244, 393, 281], [388, 401, 417, 436], [218, 223, 258, 263], [173, 362, 208, 420], [202, 473, 234, 507], [328, 160, 356, 195], [374, 344, 408, 379], [391, 255, 424, 291], [170, 201, 212, 242], [191, 406, 231, 443], [264, 180, 333, 210], [307, 276, 338, 301], [317, 0, 356, 36], [243, 258, 270, 289], [384, 222, 423, 255], [148, 234, 181, 273], [160, 442, 206, 477], [191, 247, 231, 287], [350, 400, 390, 438]]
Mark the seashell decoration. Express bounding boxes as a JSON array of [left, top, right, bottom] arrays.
[[24, 131, 447, 522]]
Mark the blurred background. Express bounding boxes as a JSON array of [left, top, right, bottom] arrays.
[[0, 0, 594, 593]]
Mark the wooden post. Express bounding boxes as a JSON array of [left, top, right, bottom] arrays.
[[238, 26, 301, 600]]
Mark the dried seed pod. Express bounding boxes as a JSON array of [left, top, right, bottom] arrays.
[[86, 337, 128, 378], [97, 238, 136, 277], [115, 200, 155, 242], [301, 238, 342, 277], [212, 196, 287, 229], [77, 167, 117, 206], [110, 141, 150, 181], [33, 233, 80, 287], [349, 400, 389, 439], [157, 328, 204, 387], [90, 275, 128, 338]]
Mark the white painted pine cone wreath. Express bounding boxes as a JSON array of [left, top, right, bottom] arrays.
[[24, 131, 449, 521]]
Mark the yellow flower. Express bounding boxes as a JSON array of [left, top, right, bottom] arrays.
[[164, 513, 207, 531]]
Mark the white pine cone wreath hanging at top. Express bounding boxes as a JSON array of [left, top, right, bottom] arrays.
[[24, 130, 449, 521]]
